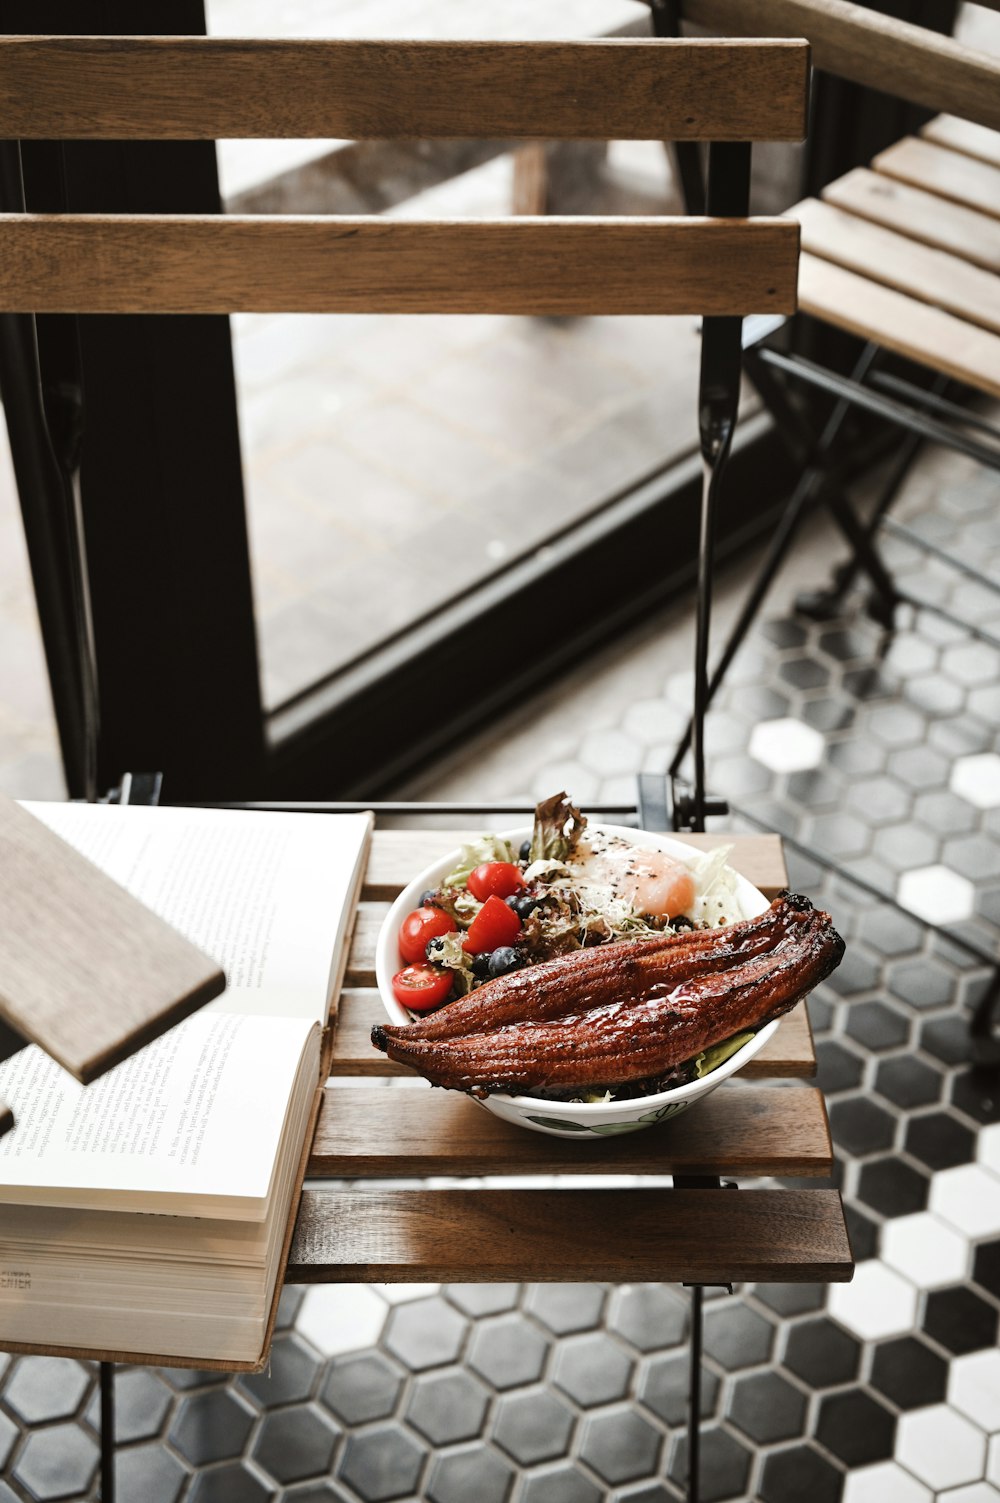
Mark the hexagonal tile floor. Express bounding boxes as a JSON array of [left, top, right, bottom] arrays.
[[4, 441, 1000, 1499]]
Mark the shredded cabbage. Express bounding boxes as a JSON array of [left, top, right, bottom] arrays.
[[684, 844, 742, 927], [442, 835, 515, 891]]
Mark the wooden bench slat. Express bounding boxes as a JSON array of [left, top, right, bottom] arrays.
[[0, 215, 800, 319], [822, 167, 1000, 275], [329, 990, 815, 1079], [0, 38, 810, 143], [309, 1082, 832, 1179], [362, 830, 789, 903], [922, 114, 1000, 170], [681, 0, 1000, 132], [873, 136, 1000, 221], [798, 252, 1000, 400], [794, 196, 1000, 336], [288, 1187, 853, 1283]]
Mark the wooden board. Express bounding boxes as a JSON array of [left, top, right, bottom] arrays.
[[0, 37, 810, 143], [362, 829, 789, 903], [822, 167, 1000, 275], [793, 196, 1000, 336], [0, 215, 800, 318], [873, 136, 1000, 220], [329, 990, 815, 1078], [0, 796, 225, 1084], [309, 1082, 832, 1178], [288, 1186, 854, 1283], [681, 0, 1000, 132], [798, 252, 1000, 399], [922, 114, 1000, 170]]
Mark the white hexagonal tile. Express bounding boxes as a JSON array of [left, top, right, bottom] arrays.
[[843, 1463, 932, 1503], [579, 728, 639, 777], [371, 1284, 441, 1304], [949, 1350, 1000, 1432], [623, 699, 681, 746], [978, 1123, 1000, 1179], [295, 1284, 388, 1355], [828, 1260, 917, 1341], [951, 753, 1000, 810], [881, 1213, 968, 1288], [931, 1164, 1000, 1238], [897, 1405, 986, 1492], [748, 717, 825, 773], [939, 1486, 1000, 1503], [897, 864, 976, 925]]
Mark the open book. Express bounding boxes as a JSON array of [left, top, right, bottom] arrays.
[[0, 802, 372, 1367]]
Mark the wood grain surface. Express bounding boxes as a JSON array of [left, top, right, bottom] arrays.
[[681, 0, 1000, 131], [822, 167, 1000, 274], [0, 37, 810, 142], [0, 796, 225, 1083], [0, 215, 800, 318], [288, 1186, 854, 1283], [361, 829, 789, 902], [798, 252, 1000, 399], [794, 196, 1000, 335], [922, 114, 1000, 170], [309, 1082, 832, 1178], [329, 990, 815, 1078], [873, 136, 1000, 219]]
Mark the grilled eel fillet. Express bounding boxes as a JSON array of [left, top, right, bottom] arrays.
[[372, 893, 844, 1094]]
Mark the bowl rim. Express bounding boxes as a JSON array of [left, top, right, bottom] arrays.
[[374, 822, 780, 1116]]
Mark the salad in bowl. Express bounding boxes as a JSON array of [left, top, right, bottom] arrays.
[[374, 794, 844, 1138]]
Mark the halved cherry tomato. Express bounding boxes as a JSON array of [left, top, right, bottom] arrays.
[[391, 963, 453, 1012], [399, 906, 457, 964], [467, 861, 525, 902], [463, 894, 522, 955]]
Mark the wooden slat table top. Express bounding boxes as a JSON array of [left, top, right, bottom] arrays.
[[361, 829, 789, 902], [330, 990, 815, 1079], [873, 136, 1000, 221], [309, 1082, 832, 1180], [288, 1187, 853, 1284], [922, 114, 1000, 171]]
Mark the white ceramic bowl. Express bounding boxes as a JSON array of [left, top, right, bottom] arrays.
[[375, 824, 777, 1139]]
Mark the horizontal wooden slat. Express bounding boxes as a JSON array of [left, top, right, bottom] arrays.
[[793, 196, 1000, 336], [0, 215, 799, 317], [288, 1187, 853, 1282], [798, 252, 1000, 399], [873, 136, 1000, 220], [922, 114, 1000, 170], [362, 829, 789, 903], [329, 990, 815, 1078], [681, 0, 1000, 131], [0, 37, 810, 143], [309, 1082, 832, 1178], [822, 167, 1000, 274]]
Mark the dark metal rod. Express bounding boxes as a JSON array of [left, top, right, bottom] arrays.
[[99, 1362, 114, 1503], [884, 516, 1000, 598], [870, 370, 1000, 442], [687, 1285, 704, 1503], [759, 348, 1000, 472]]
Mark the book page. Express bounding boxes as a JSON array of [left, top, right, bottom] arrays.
[[24, 803, 372, 1023], [0, 1011, 316, 1217]]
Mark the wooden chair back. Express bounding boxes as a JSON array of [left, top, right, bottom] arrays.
[[0, 34, 809, 317]]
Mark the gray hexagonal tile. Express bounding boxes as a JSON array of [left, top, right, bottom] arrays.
[[578, 1406, 662, 1486], [187, 1463, 274, 1502], [113, 1440, 188, 1503], [405, 1368, 491, 1447], [85, 1367, 173, 1446], [13, 1421, 99, 1501], [425, 1443, 514, 1503], [383, 1296, 469, 1372], [608, 1285, 686, 1353], [493, 1386, 575, 1466], [553, 1331, 634, 1408], [467, 1313, 549, 1391], [253, 1403, 340, 1486], [702, 1300, 774, 1370], [4, 1357, 90, 1425], [520, 1465, 602, 1503], [321, 1351, 404, 1427], [169, 1387, 255, 1467], [445, 1285, 520, 1318], [638, 1351, 719, 1427], [338, 1422, 427, 1503], [239, 1333, 321, 1409], [523, 1285, 606, 1336], [668, 1422, 753, 1500]]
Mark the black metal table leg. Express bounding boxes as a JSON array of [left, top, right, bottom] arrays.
[[99, 1361, 115, 1502]]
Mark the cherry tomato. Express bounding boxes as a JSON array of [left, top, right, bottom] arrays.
[[391, 963, 453, 1012], [467, 861, 525, 902], [463, 894, 523, 955], [398, 906, 457, 964]]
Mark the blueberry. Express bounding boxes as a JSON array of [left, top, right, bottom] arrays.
[[509, 893, 541, 921], [471, 953, 492, 980], [420, 888, 440, 907], [487, 946, 521, 978], [519, 840, 531, 862]]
